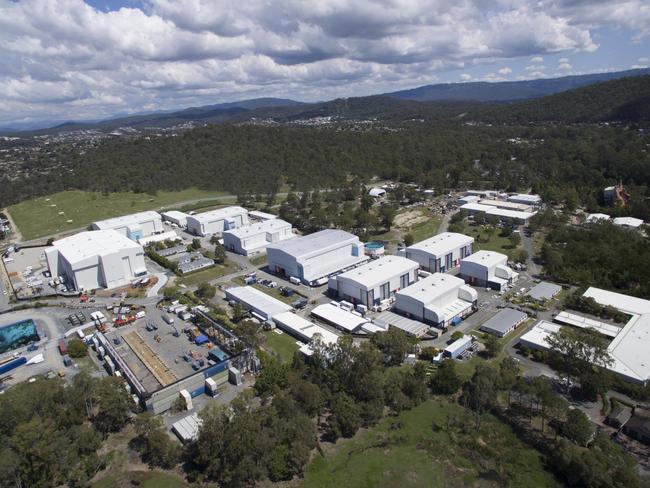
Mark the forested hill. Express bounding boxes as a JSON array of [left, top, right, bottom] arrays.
[[477, 75, 650, 124], [385, 68, 650, 102]]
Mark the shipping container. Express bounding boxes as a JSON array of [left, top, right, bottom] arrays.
[[0, 356, 27, 375], [58, 339, 67, 356]]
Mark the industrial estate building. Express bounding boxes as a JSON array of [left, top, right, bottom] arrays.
[[394, 273, 477, 328], [613, 217, 644, 229], [519, 288, 650, 384], [310, 303, 369, 333], [507, 193, 542, 206], [45, 230, 147, 291], [480, 308, 527, 337], [92, 211, 164, 241], [460, 202, 537, 224], [160, 210, 189, 229], [223, 219, 294, 256], [225, 286, 292, 323], [186, 206, 249, 236], [328, 256, 419, 306], [399, 232, 473, 273], [459, 250, 518, 291], [527, 282, 562, 302], [272, 312, 341, 355], [266, 229, 367, 285]]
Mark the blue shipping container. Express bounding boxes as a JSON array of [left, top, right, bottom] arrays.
[[0, 356, 27, 375]]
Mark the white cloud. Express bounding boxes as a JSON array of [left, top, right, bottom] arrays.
[[460, 73, 472, 81], [639, 57, 650, 63], [0, 0, 646, 125], [558, 61, 572, 70]]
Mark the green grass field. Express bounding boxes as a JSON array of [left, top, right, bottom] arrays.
[[301, 400, 560, 488], [262, 330, 300, 363], [455, 222, 520, 260], [8, 188, 231, 240], [408, 214, 442, 243], [176, 261, 238, 287]]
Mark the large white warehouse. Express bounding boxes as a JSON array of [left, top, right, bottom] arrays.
[[267, 229, 367, 286], [394, 273, 477, 328], [91, 211, 163, 241], [328, 256, 419, 306], [223, 219, 294, 256], [186, 206, 249, 236], [399, 232, 473, 273], [460, 250, 518, 291], [44, 230, 147, 291]]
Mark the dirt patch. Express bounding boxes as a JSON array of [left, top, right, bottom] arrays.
[[394, 210, 428, 229]]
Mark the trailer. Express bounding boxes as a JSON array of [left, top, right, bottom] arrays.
[[58, 339, 68, 356]]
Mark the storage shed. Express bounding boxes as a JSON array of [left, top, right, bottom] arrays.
[[460, 250, 518, 291], [186, 206, 249, 236], [398, 232, 474, 273], [225, 286, 292, 322], [480, 308, 527, 337]]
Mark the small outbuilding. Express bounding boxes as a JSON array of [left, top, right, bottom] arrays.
[[444, 335, 473, 359], [368, 188, 387, 198]]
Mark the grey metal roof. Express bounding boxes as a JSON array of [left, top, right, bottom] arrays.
[[266, 229, 357, 258], [527, 282, 562, 301], [480, 308, 527, 334]]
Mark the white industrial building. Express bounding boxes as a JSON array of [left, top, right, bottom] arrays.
[[161, 210, 189, 229], [45, 230, 147, 291], [223, 219, 294, 256], [613, 217, 644, 229], [583, 288, 650, 384], [249, 210, 277, 222], [460, 250, 518, 291], [518, 321, 561, 351], [586, 213, 611, 223], [272, 312, 341, 355], [224, 286, 292, 323], [186, 206, 249, 236], [398, 232, 473, 273], [460, 202, 537, 224], [328, 256, 419, 306], [458, 195, 480, 205], [310, 303, 369, 333], [507, 193, 541, 206], [266, 229, 367, 286], [92, 211, 163, 241], [137, 230, 180, 247], [478, 199, 532, 212], [518, 288, 650, 384], [394, 273, 477, 328]]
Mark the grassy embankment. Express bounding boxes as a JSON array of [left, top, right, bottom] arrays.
[[301, 399, 561, 488], [8, 188, 234, 240]]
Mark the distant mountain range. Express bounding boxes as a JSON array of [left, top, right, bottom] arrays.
[[385, 68, 650, 102], [2, 69, 649, 135]]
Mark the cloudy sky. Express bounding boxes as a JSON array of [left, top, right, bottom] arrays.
[[0, 0, 648, 127]]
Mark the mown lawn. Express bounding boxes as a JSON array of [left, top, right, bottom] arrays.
[[262, 330, 300, 363], [455, 222, 520, 260], [8, 188, 230, 240], [301, 399, 561, 488]]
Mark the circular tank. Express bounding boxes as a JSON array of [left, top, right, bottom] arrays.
[[364, 241, 385, 257]]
